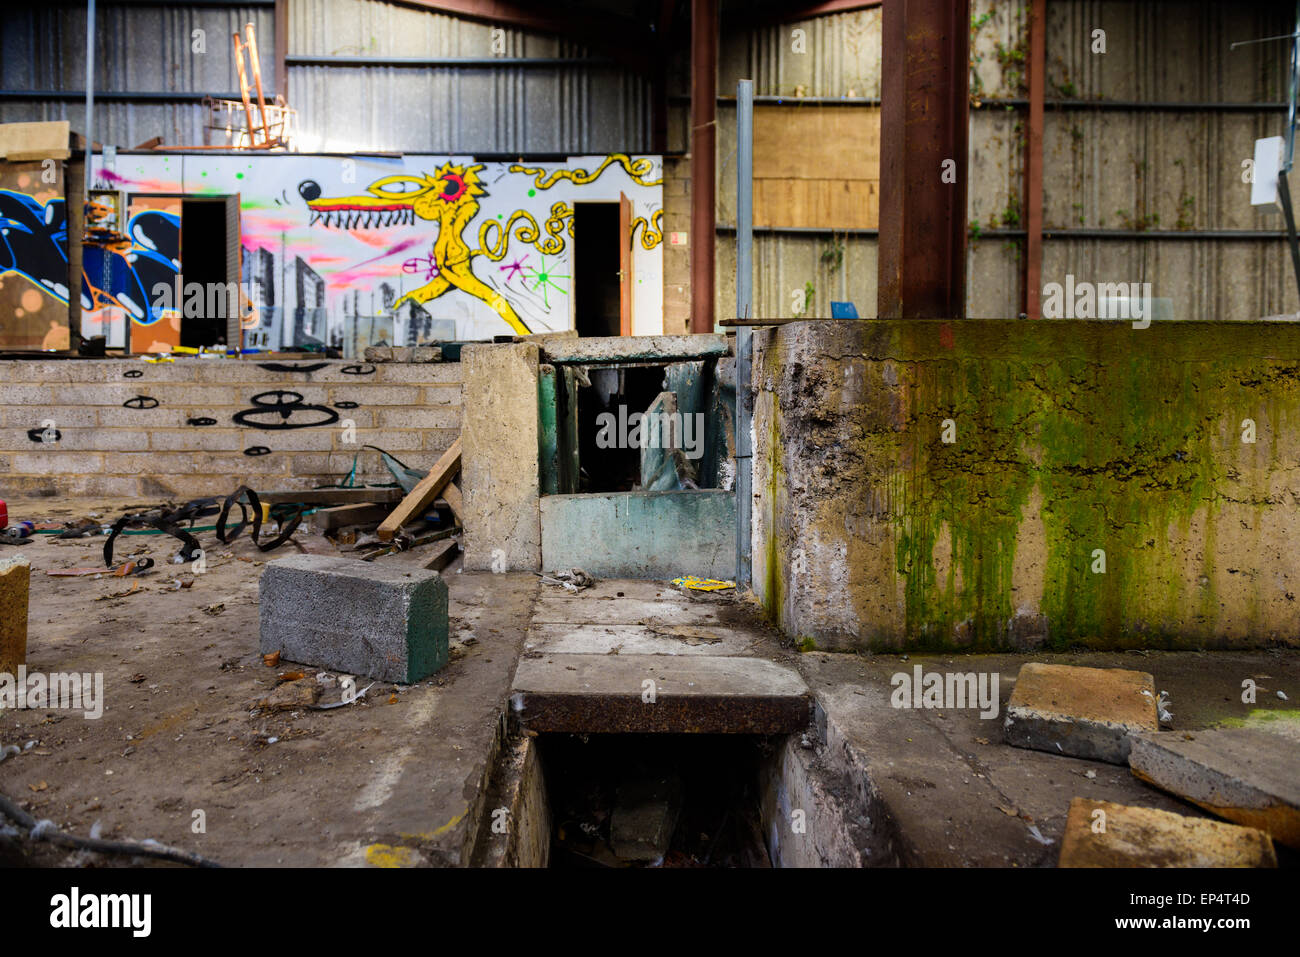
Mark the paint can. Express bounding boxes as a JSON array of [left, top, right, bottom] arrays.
[[13, 521, 34, 538]]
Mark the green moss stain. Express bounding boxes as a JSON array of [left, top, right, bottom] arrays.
[[879, 323, 1300, 651], [762, 392, 784, 624]]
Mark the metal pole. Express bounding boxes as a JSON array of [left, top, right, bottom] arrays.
[[735, 79, 753, 590], [84, 0, 95, 198]]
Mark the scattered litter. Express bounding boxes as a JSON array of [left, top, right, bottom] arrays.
[[1084, 769, 1097, 779], [0, 745, 20, 764], [263, 651, 281, 668], [47, 558, 154, 578], [1157, 690, 1173, 727], [94, 582, 140, 601], [1280, 690, 1290, 701], [309, 682, 375, 710], [203, 603, 225, 617], [672, 575, 735, 592], [128, 674, 147, 684], [1026, 824, 1054, 846], [539, 567, 596, 592]]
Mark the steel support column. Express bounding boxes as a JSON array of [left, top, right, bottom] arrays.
[[878, 0, 971, 318], [690, 0, 717, 333]]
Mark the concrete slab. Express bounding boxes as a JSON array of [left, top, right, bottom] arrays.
[[0, 554, 30, 675], [540, 490, 735, 580], [532, 594, 728, 627], [526, 622, 758, 656], [1004, 663, 1157, 764], [539, 334, 730, 365], [259, 554, 448, 684], [1058, 797, 1277, 868], [1129, 727, 1300, 849], [511, 653, 810, 734]]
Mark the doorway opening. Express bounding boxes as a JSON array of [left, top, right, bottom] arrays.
[[179, 198, 231, 348], [573, 202, 622, 338]]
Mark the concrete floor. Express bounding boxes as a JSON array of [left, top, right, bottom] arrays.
[[2, 494, 1296, 867]]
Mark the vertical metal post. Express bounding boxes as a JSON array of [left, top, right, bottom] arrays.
[[877, 0, 970, 318], [689, 0, 716, 333], [84, 0, 95, 199], [735, 79, 753, 589]]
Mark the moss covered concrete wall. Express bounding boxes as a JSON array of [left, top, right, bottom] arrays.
[[752, 319, 1300, 651]]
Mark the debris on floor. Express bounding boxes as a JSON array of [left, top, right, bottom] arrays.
[[1057, 797, 1277, 868], [1003, 662, 1159, 764], [671, 575, 735, 592], [540, 567, 595, 592], [1129, 726, 1300, 850]]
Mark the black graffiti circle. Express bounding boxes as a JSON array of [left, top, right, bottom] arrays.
[[123, 369, 144, 378], [244, 446, 272, 457], [231, 389, 340, 430], [187, 417, 217, 427], [27, 427, 61, 443], [123, 395, 160, 409], [334, 400, 359, 409], [341, 364, 376, 376]]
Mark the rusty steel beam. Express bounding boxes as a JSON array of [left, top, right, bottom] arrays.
[[690, 0, 717, 333], [878, 0, 971, 319], [1025, 0, 1046, 318]]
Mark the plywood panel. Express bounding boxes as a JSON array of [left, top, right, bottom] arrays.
[[752, 105, 879, 228], [753, 106, 879, 181], [754, 179, 878, 229]]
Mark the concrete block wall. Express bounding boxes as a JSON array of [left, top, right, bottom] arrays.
[[754, 318, 1300, 652], [0, 359, 461, 499]]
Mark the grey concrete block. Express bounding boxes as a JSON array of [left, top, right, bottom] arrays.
[[259, 555, 448, 684]]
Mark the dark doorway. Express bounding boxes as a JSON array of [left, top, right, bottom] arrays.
[[573, 202, 622, 338], [179, 199, 229, 348]]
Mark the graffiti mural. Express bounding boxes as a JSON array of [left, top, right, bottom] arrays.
[[86, 151, 663, 354], [0, 161, 69, 349]]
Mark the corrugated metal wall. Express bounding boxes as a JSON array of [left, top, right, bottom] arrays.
[[286, 0, 651, 152], [704, 0, 1297, 322], [0, 0, 651, 153], [1, 3, 278, 147]]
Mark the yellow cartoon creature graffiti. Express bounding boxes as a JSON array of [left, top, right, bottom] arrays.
[[300, 155, 663, 337], [300, 161, 532, 334]]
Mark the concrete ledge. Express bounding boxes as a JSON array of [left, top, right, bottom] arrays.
[[510, 654, 810, 734], [540, 334, 731, 365]]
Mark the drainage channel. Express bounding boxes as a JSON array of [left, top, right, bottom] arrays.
[[471, 720, 906, 868]]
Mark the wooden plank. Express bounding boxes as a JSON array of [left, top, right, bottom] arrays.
[[753, 106, 879, 180], [0, 121, 71, 160], [257, 487, 404, 505], [442, 482, 464, 524], [377, 438, 461, 541], [754, 178, 878, 229], [310, 502, 391, 531]]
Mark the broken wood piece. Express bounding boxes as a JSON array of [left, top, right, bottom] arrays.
[[377, 439, 461, 542], [442, 482, 464, 524], [257, 487, 404, 505], [310, 502, 390, 532]]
